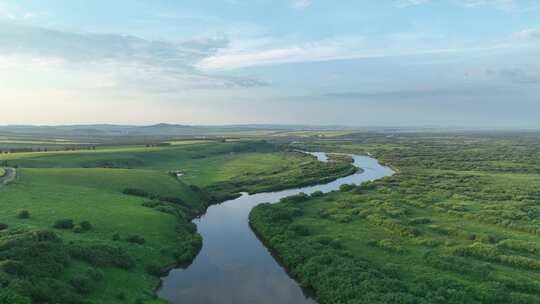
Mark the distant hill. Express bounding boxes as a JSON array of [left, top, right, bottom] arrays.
[[0, 123, 360, 139]]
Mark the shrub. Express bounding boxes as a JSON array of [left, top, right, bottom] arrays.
[[69, 244, 135, 269], [373, 239, 405, 254], [53, 219, 74, 230], [290, 224, 310, 236], [0, 260, 26, 276], [339, 184, 355, 192], [73, 226, 84, 234], [311, 191, 324, 197], [408, 217, 431, 225], [0, 289, 31, 304], [69, 274, 93, 295], [112, 233, 121, 241], [116, 292, 126, 300], [79, 221, 93, 231], [145, 263, 164, 277], [280, 193, 310, 204], [126, 235, 145, 245], [17, 210, 30, 219], [189, 185, 201, 192], [86, 267, 104, 281], [0, 223, 8, 230]]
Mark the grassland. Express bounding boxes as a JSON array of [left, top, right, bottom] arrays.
[[251, 132, 540, 304], [0, 140, 355, 303]]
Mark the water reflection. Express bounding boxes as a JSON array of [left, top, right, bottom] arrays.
[[158, 154, 394, 304]]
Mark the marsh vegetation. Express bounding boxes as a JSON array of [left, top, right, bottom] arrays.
[[251, 132, 540, 304]]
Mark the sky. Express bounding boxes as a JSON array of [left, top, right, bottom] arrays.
[[0, 0, 539, 127]]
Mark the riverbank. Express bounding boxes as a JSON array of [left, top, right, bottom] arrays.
[[0, 167, 16, 185], [250, 134, 540, 304], [158, 154, 393, 303], [0, 142, 358, 304]]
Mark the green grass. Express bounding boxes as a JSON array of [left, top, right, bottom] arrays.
[[0, 168, 5, 177], [253, 134, 540, 304], [0, 140, 356, 303], [182, 152, 315, 186], [0, 168, 186, 303]]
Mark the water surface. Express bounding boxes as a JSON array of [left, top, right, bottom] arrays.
[[158, 153, 394, 304]]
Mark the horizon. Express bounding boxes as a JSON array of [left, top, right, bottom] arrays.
[[1, 1, 539, 127], [3, 122, 540, 132]]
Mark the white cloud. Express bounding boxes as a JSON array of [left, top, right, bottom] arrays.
[[397, 0, 518, 10], [196, 35, 517, 70], [396, 0, 430, 8], [514, 28, 540, 40], [292, 0, 312, 10], [0, 21, 266, 91], [0, 2, 45, 20]]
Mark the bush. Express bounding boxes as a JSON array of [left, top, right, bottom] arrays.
[[0, 260, 26, 276], [17, 210, 30, 219], [311, 191, 324, 197], [53, 219, 74, 230], [290, 224, 310, 236], [73, 226, 84, 233], [86, 267, 104, 281], [69, 274, 93, 295], [339, 184, 355, 192], [126, 235, 145, 245], [145, 263, 164, 277], [69, 244, 135, 270], [116, 292, 126, 300], [0, 223, 8, 230], [79, 221, 93, 231], [0, 289, 31, 304], [112, 233, 121, 241]]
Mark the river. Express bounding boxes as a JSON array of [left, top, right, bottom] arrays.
[[158, 153, 394, 304]]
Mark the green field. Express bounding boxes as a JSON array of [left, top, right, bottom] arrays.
[[251, 132, 540, 304], [0, 140, 355, 303]]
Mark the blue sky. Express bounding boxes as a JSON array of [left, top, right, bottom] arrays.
[[0, 0, 539, 127]]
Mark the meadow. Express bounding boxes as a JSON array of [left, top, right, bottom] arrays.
[[0, 140, 355, 304], [251, 132, 540, 304]]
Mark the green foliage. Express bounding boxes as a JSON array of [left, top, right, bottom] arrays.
[[255, 133, 540, 304], [79, 220, 93, 231], [0, 288, 31, 304], [69, 244, 135, 269], [126, 235, 146, 245], [0, 140, 341, 303], [16, 210, 30, 219], [53, 218, 75, 230]]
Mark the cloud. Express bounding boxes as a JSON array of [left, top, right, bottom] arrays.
[[396, 0, 430, 8], [0, 21, 266, 90], [0, 2, 45, 21], [486, 67, 540, 84], [397, 0, 518, 10], [514, 28, 540, 40], [292, 0, 312, 10], [324, 86, 511, 100], [196, 35, 514, 70]]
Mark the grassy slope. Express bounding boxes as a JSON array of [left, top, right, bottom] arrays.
[[0, 141, 356, 303], [251, 134, 540, 304], [0, 168, 194, 303]]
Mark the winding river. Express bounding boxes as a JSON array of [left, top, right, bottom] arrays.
[[158, 153, 394, 304]]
